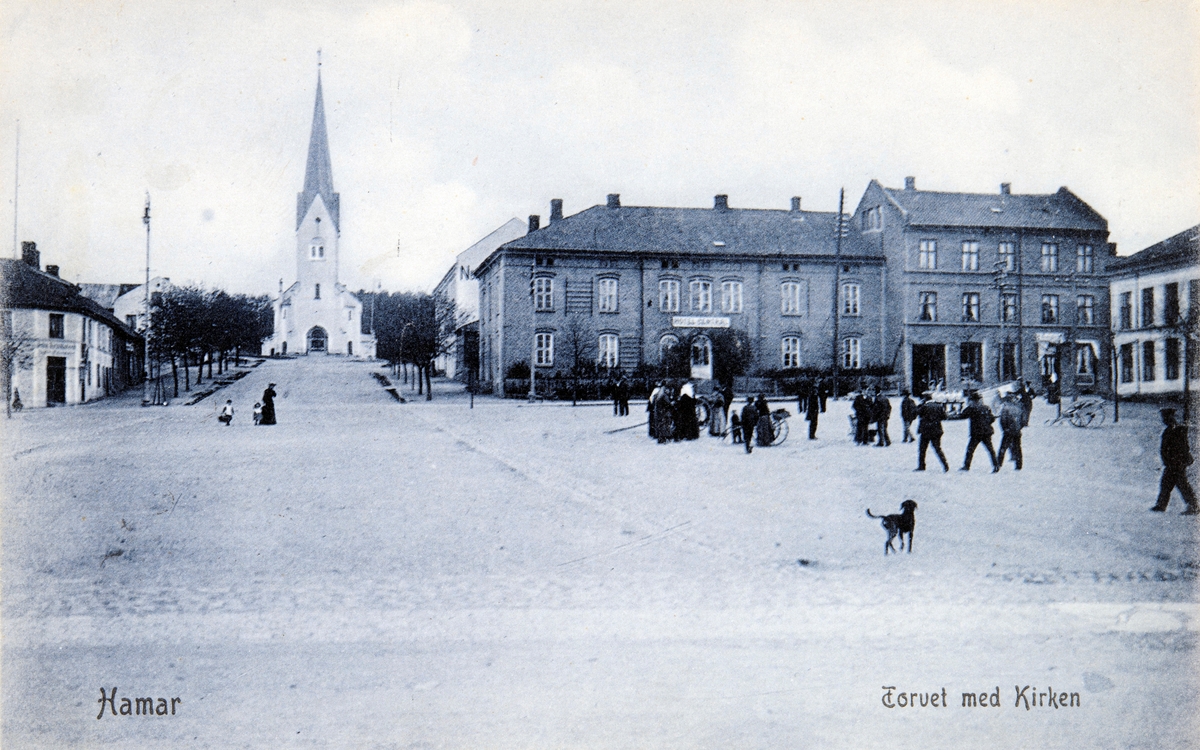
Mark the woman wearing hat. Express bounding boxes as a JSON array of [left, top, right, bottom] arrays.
[[260, 383, 277, 425]]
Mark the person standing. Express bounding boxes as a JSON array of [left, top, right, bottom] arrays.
[[710, 390, 726, 437], [740, 397, 758, 453], [1018, 380, 1034, 428], [754, 394, 773, 446], [818, 378, 830, 412], [1151, 408, 1198, 514], [997, 393, 1024, 470], [611, 377, 621, 416], [900, 391, 918, 443], [676, 381, 699, 440], [616, 377, 630, 417], [960, 391, 999, 472], [852, 390, 871, 445], [874, 390, 892, 447], [804, 386, 821, 440], [259, 383, 277, 425], [648, 382, 662, 439], [915, 394, 949, 471]]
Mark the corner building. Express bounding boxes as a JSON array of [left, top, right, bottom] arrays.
[[474, 194, 886, 396]]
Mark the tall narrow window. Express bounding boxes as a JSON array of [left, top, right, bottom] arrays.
[[535, 332, 554, 367], [918, 240, 937, 269], [1120, 343, 1134, 383], [1040, 243, 1058, 272], [781, 336, 801, 368], [49, 313, 64, 339], [1001, 293, 1018, 322], [659, 279, 680, 312], [1040, 294, 1059, 324], [1076, 244, 1093, 273], [1166, 338, 1181, 380], [314, 283, 321, 300], [598, 334, 619, 369], [1076, 295, 1095, 325], [689, 280, 712, 313], [841, 283, 860, 316], [1119, 292, 1132, 330], [597, 278, 618, 313], [961, 241, 979, 271], [998, 242, 1015, 271], [962, 292, 980, 322], [842, 338, 861, 369], [918, 292, 937, 322], [720, 281, 743, 313], [533, 277, 554, 311], [781, 281, 804, 316], [1141, 287, 1154, 327], [1164, 282, 1180, 324], [1142, 340, 1156, 381]]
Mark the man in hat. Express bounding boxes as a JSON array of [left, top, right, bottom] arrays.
[[915, 392, 949, 472], [1151, 408, 1197, 514], [996, 392, 1025, 470], [960, 390, 999, 472]]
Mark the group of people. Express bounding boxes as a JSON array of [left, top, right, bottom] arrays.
[[647, 380, 732, 444], [216, 383, 277, 427], [911, 382, 1035, 473], [850, 388, 894, 446]]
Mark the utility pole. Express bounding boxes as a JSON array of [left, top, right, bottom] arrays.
[[11, 121, 18, 259], [141, 193, 152, 405], [831, 188, 844, 397]]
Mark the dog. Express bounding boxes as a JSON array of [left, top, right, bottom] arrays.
[[866, 500, 917, 555]]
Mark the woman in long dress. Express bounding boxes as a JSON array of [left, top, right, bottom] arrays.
[[259, 383, 277, 425]]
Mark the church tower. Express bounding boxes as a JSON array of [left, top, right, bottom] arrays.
[[272, 60, 374, 358]]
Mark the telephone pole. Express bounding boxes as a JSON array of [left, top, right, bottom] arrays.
[[141, 193, 152, 405]]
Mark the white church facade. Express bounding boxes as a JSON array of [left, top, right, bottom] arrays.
[[271, 67, 375, 358]]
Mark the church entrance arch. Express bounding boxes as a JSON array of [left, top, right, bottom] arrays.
[[307, 326, 328, 354]]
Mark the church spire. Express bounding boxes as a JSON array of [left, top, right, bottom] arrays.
[[297, 56, 339, 231]]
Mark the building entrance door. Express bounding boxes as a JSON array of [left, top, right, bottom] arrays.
[[690, 335, 713, 380], [46, 356, 66, 405], [960, 342, 983, 387], [912, 344, 945, 394], [307, 327, 328, 353]]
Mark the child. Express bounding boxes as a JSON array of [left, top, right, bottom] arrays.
[[252, 402, 263, 426], [219, 399, 234, 426]]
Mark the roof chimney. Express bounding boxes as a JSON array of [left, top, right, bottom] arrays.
[[904, 176, 916, 191], [606, 193, 621, 208], [714, 194, 729, 210], [528, 215, 540, 232], [21, 241, 39, 269], [1000, 182, 1011, 195], [45, 265, 59, 277], [791, 196, 802, 212], [550, 199, 563, 222]]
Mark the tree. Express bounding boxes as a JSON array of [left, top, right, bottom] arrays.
[[1, 311, 34, 418]]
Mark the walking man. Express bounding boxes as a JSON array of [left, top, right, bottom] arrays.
[[804, 385, 821, 440], [740, 397, 758, 454], [874, 390, 892, 447], [900, 391, 917, 443], [616, 377, 630, 417], [960, 391, 1000, 472], [915, 393, 949, 472], [1151, 408, 1198, 514], [997, 393, 1024, 470]]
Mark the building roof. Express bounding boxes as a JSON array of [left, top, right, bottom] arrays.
[[493, 202, 875, 264], [297, 70, 340, 231], [0, 259, 141, 338], [1109, 224, 1200, 275], [78, 282, 140, 310], [880, 183, 1107, 232]]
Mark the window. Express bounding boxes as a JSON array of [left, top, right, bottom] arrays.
[[49, 313, 64, 338], [1119, 292, 1132, 330], [1040, 294, 1059, 324], [1040, 243, 1058, 272], [1120, 343, 1135, 383], [1164, 282, 1180, 324], [841, 283, 860, 316], [1141, 287, 1154, 327], [598, 334, 619, 369], [781, 281, 804, 316], [310, 241, 324, 259], [781, 336, 801, 368], [998, 342, 1018, 381], [842, 338, 861, 369], [1142, 340, 1156, 381], [659, 334, 679, 361], [918, 292, 937, 322], [348, 309, 353, 321], [535, 332, 554, 367], [1001, 293, 1018, 322], [918, 240, 937, 269], [998, 242, 1015, 271], [961, 241, 979, 271], [1076, 244, 1093, 273], [598, 278, 618, 313], [689, 280, 712, 313], [659, 279, 680, 312], [961, 292, 980, 322], [1076, 295, 1095, 325], [1076, 346, 1093, 378], [720, 281, 743, 313], [126, 314, 137, 329], [314, 283, 321, 300], [862, 206, 883, 231], [533, 277, 553, 311], [1166, 338, 1181, 380]]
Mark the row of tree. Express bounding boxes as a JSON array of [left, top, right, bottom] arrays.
[[358, 290, 456, 400], [151, 286, 273, 397]]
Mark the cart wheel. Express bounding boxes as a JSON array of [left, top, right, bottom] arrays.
[[1069, 410, 1094, 428], [772, 417, 789, 446], [1087, 406, 1106, 427]]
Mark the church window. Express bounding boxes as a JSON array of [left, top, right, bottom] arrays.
[[315, 284, 321, 300], [310, 241, 324, 259], [348, 309, 353, 321]]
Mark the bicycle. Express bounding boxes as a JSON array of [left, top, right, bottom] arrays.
[[1046, 397, 1107, 428]]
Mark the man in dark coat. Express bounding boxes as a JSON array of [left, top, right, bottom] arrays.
[[852, 391, 871, 445], [900, 391, 918, 443], [740, 397, 758, 453], [818, 378, 830, 412], [874, 391, 892, 446], [915, 394, 948, 471], [1151, 408, 1197, 514], [997, 393, 1025, 470], [960, 391, 999, 472], [1017, 380, 1034, 427], [616, 377, 630, 416], [676, 385, 699, 440], [754, 394, 774, 446], [259, 383, 277, 425], [804, 386, 821, 440]]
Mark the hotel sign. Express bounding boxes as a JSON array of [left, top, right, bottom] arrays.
[[672, 316, 730, 329]]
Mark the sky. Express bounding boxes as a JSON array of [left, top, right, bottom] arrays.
[[0, 0, 1197, 296]]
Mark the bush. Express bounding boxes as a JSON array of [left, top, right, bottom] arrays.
[[506, 360, 530, 379]]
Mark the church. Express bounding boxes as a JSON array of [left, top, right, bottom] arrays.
[[271, 64, 376, 358]]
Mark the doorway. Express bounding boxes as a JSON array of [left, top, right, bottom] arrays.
[[912, 344, 945, 394], [46, 356, 66, 405], [690, 335, 713, 381], [307, 326, 328, 353], [960, 342, 983, 387]]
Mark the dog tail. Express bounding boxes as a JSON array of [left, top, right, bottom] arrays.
[[865, 508, 879, 518]]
